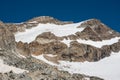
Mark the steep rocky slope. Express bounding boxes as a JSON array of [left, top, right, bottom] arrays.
[[0, 21, 15, 51]]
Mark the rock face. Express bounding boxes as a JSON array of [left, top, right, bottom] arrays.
[[16, 41, 30, 56], [5, 23, 18, 33], [5, 22, 37, 33], [35, 32, 62, 44], [0, 21, 15, 51], [76, 27, 101, 41], [110, 40, 120, 52]]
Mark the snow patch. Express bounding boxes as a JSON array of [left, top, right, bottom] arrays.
[[17, 53, 26, 58], [61, 37, 120, 48], [0, 59, 28, 74], [15, 22, 84, 43], [28, 21, 38, 23], [32, 54, 57, 66], [45, 54, 57, 57], [84, 77, 90, 80]]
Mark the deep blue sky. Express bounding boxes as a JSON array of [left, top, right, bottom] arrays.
[[0, 0, 120, 32]]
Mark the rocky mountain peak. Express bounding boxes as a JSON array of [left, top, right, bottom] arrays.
[[77, 18, 120, 40], [27, 16, 73, 25], [80, 19, 101, 27], [28, 16, 56, 22], [79, 19, 114, 33]]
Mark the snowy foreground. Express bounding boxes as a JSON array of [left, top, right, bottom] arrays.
[[33, 51, 120, 80], [0, 59, 28, 74]]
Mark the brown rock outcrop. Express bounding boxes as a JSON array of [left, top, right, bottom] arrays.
[[57, 40, 120, 62], [36, 32, 58, 39], [67, 34, 78, 40], [16, 41, 30, 56], [29, 41, 44, 55], [5, 22, 38, 33], [5, 23, 18, 33], [76, 27, 101, 41], [35, 32, 64, 44], [78, 19, 101, 28], [101, 45, 111, 58]]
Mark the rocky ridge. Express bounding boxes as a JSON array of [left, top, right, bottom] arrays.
[[5, 16, 73, 33]]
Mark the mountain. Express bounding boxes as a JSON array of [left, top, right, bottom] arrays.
[[0, 16, 120, 80]]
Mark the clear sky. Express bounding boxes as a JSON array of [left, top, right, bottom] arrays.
[[0, 0, 120, 32]]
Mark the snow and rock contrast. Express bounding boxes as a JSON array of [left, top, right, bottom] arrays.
[[0, 16, 120, 80]]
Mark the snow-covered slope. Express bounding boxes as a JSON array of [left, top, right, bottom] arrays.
[[0, 59, 28, 74], [33, 52, 120, 80], [15, 22, 84, 43]]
